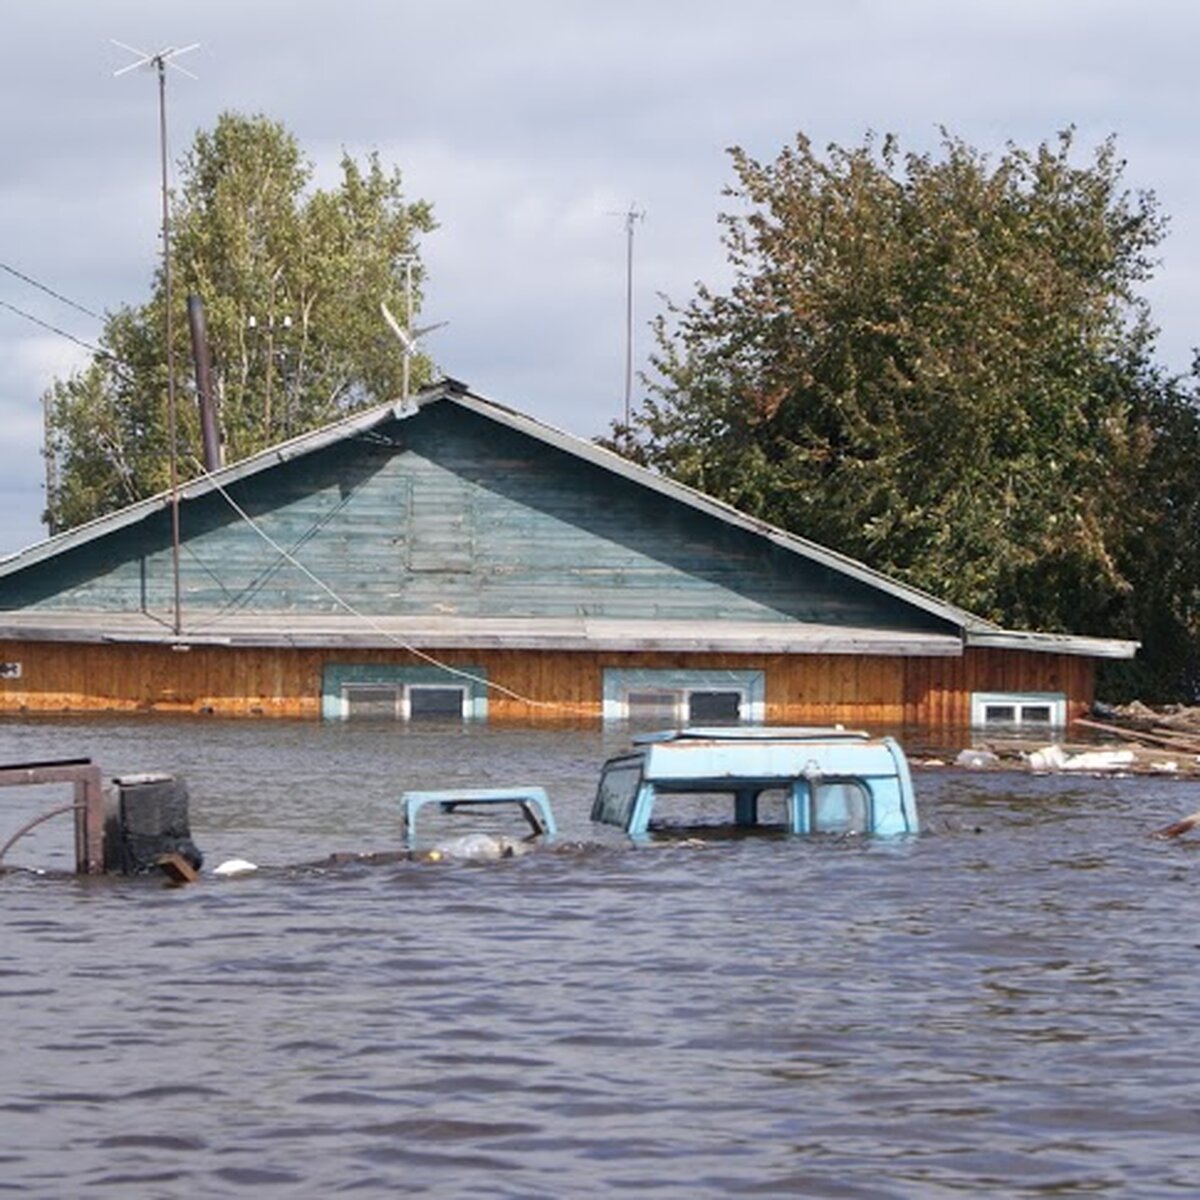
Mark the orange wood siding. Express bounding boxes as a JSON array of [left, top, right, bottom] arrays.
[[0, 640, 1096, 728]]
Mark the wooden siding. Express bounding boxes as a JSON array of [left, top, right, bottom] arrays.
[[0, 640, 1094, 728], [1, 407, 953, 638]]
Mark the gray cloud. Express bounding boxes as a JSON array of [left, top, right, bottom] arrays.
[[3, 0, 1199, 554]]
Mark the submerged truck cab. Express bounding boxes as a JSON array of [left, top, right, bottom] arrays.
[[591, 727, 918, 840]]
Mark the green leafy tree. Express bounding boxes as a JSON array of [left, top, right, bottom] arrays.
[[627, 128, 1182, 647], [1099, 363, 1200, 700], [44, 112, 435, 531]]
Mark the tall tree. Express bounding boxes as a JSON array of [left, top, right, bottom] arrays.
[[43, 112, 435, 531], [628, 129, 1178, 644]]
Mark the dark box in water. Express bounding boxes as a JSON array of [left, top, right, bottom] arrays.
[[105, 774, 204, 875]]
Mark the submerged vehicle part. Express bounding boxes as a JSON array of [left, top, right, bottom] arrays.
[[401, 786, 557, 848], [592, 727, 918, 839]]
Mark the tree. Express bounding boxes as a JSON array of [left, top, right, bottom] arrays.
[[627, 128, 1182, 649], [44, 112, 435, 531]]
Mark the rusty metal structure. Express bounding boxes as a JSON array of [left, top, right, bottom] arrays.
[[0, 757, 105, 874]]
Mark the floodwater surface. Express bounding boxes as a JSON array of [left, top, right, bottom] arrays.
[[2, 717, 1200, 1197]]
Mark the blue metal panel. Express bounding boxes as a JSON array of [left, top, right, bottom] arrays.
[[401, 787, 556, 845]]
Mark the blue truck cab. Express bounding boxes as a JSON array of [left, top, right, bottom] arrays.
[[591, 727, 918, 840]]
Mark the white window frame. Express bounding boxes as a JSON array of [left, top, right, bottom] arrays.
[[970, 691, 1066, 730]]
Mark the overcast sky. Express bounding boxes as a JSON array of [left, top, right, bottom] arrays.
[[2, 0, 1198, 556]]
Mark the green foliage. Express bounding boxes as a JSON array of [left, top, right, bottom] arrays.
[[628, 128, 1200, 694], [44, 112, 434, 531]]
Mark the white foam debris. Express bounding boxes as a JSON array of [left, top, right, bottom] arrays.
[[212, 857, 259, 877], [431, 834, 526, 862], [1026, 745, 1135, 773]]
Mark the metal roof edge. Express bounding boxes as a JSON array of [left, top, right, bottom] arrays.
[[0, 389, 440, 579], [966, 629, 1140, 660]]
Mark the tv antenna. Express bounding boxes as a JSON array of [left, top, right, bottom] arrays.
[[381, 254, 447, 407], [611, 203, 644, 444], [112, 39, 199, 637]]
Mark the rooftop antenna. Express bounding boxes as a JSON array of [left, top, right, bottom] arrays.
[[381, 257, 447, 408], [611, 203, 644, 446], [113, 39, 198, 638]]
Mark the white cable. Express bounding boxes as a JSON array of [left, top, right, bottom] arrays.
[[194, 464, 584, 714]]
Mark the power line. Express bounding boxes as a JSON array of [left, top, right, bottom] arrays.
[[0, 262, 102, 320], [0, 297, 105, 357], [0, 296, 138, 383]]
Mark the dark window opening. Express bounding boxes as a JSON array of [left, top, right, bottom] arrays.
[[688, 690, 741, 723], [409, 687, 465, 719], [984, 704, 1017, 724]]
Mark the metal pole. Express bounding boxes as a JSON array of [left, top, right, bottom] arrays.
[[402, 257, 413, 407], [623, 211, 634, 436], [619, 205, 643, 444], [157, 56, 182, 637]]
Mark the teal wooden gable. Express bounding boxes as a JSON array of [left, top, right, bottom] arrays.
[[0, 381, 1140, 660], [0, 392, 955, 635]]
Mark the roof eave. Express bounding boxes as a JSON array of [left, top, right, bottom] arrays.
[[966, 629, 1140, 660], [0, 396, 409, 577]]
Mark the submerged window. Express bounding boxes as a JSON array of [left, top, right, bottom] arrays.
[[971, 692, 1066, 729], [626, 691, 683, 721], [602, 668, 764, 724], [341, 684, 400, 719], [407, 686, 467, 720], [688, 690, 742, 723], [643, 786, 791, 833], [810, 780, 871, 834], [324, 665, 487, 722]]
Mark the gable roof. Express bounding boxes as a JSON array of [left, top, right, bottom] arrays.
[[0, 379, 1137, 659]]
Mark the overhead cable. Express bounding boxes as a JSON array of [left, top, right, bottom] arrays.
[[0, 261, 102, 320]]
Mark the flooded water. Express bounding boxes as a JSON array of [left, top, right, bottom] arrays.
[[3, 716, 1200, 1197]]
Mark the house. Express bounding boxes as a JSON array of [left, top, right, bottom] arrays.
[[0, 380, 1136, 729]]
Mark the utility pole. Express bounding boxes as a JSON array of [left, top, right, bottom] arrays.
[[113, 40, 198, 637]]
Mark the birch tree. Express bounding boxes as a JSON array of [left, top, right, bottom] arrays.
[[44, 112, 434, 531]]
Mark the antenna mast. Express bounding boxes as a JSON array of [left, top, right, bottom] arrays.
[[617, 203, 644, 444], [113, 40, 198, 638]]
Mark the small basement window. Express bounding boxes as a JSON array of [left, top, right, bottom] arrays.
[[626, 691, 683, 721], [970, 692, 1066, 730], [324, 664, 488, 722], [342, 684, 400, 719], [407, 686, 467, 720], [602, 668, 765, 724], [688, 690, 742, 723]]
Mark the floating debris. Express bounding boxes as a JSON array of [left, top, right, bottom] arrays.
[[425, 834, 529, 862], [955, 749, 999, 770], [1025, 745, 1135, 773], [212, 858, 258, 877], [1153, 809, 1200, 839]]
